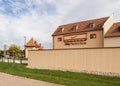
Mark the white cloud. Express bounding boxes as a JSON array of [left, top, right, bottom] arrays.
[[0, 0, 120, 49], [60, 0, 120, 24]]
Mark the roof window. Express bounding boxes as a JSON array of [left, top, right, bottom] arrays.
[[71, 25, 78, 31], [118, 26, 120, 32], [89, 23, 95, 28], [58, 28, 64, 33]]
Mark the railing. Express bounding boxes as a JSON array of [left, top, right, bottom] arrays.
[[0, 57, 28, 65]]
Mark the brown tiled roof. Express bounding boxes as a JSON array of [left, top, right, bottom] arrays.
[[25, 38, 37, 47], [105, 22, 120, 38], [52, 17, 109, 36], [25, 38, 43, 49]]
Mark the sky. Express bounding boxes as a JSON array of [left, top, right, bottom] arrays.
[[0, 0, 120, 50]]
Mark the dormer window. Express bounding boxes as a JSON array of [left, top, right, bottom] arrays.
[[89, 23, 95, 28], [71, 25, 78, 31], [118, 26, 120, 32], [58, 28, 64, 33]]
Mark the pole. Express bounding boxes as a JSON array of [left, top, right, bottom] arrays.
[[4, 44, 7, 62], [24, 36, 26, 46], [24, 36, 26, 58]]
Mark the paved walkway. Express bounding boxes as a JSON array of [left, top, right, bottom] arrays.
[[0, 72, 62, 86]]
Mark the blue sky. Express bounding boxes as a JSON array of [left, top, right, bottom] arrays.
[[0, 0, 57, 16], [0, 0, 120, 50]]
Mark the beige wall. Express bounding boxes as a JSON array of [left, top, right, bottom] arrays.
[[25, 47, 39, 58], [53, 30, 104, 49], [28, 48, 120, 76], [104, 37, 120, 47]]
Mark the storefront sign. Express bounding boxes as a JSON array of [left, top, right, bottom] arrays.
[[65, 41, 86, 45], [64, 34, 87, 43]]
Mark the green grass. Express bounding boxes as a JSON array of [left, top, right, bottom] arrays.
[[0, 62, 120, 86]]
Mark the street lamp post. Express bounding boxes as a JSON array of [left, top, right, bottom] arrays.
[[3, 44, 7, 62], [24, 36, 26, 58], [24, 36, 26, 46]]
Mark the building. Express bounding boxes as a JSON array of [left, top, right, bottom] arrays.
[[104, 22, 120, 47], [52, 15, 120, 49], [28, 15, 120, 76], [25, 38, 43, 58]]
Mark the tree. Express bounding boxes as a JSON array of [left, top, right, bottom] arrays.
[[0, 50, 4, 62], [0, 50, 4, 57], [8, 44, 22, 58]]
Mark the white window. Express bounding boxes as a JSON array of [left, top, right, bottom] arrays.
[[89, 23, 95, 28], [58, 28, 64, 33], [71, 25, 78, 31]]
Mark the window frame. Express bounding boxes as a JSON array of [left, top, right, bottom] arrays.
[[57, 37, 62, 42], [71, 25, 78, 31], [90, 34, 96, 39], [118, 26, 120, 32], [58, 28, 64, 33], [89, 23, 95, 28]]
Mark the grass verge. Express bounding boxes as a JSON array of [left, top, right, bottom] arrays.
[[0, 62, 120, 86]]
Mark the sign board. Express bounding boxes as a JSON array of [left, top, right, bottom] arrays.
[[64, 34, 87, 42]]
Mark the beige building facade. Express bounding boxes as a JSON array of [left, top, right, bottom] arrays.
[[104, 37, 120, 47], [53, 30, 104, 49], [52, 15, 120, 49], [52, 16, 109, 49]]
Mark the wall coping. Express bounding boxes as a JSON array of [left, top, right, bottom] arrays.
[[30, 47, 120, 51]]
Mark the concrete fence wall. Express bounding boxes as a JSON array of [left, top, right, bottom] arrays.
[[28, 47, 120, 76]]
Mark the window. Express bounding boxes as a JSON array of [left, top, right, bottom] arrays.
[[118, 26, 120, 32], [58, 28, 64, 33], [57, 37, 62, 42], [71, 25, 77, 31], [89, 23, 95, 28], [90, 34, 96, 39]]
